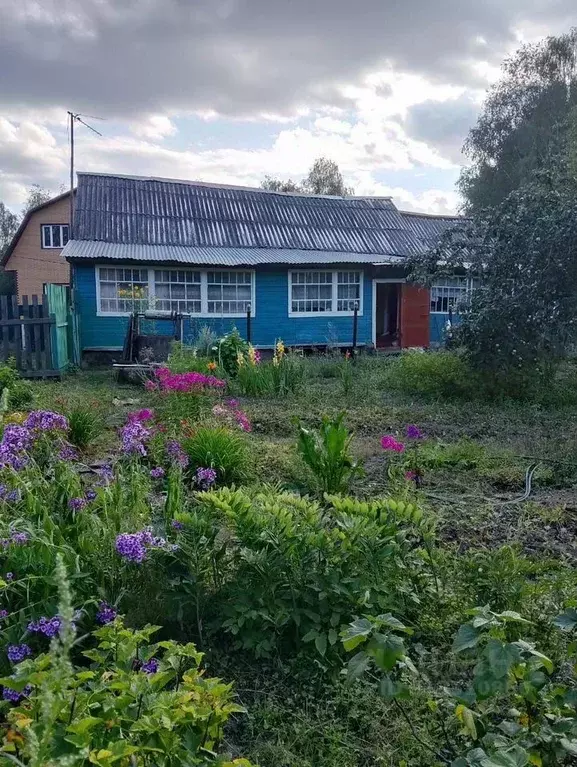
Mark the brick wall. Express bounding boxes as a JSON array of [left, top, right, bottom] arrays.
[[6, 196, 70, 300]]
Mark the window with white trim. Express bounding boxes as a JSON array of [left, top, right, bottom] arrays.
[[41, 224, 69, 249], [96, 266, 255, 316], [207, 271, 252, 314], [289, 270, 362, 315], [154, 269, 201, 313], [430, 277, 476, 313], [98, 267, 150, 314], [337, 271, 361, 311]]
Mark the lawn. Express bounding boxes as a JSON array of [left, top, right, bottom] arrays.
[[1, 351, 577, 766]]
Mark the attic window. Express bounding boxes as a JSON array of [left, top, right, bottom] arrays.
[[41, 224, 69, 249]]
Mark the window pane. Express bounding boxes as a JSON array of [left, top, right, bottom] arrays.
[[291, 271, 336, 313], [153, 269, 202, 313], [62, 225, 69, 245], [42, 226, 51, 247]]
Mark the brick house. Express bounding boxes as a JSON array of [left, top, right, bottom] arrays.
[[1, 191, 71, 300]]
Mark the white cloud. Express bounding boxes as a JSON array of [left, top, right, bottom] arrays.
[[129, 115, 177, 140]]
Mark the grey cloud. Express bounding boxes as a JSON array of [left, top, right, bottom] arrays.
[[0, 0, 574, 119], [403, 95, 481, 163]]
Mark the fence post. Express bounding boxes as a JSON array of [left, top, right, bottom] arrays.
[[246, 303, 252, 344], [352, 301, 359, 356]]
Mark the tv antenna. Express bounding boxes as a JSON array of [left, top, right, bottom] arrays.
[[68, 111, 103, 238]]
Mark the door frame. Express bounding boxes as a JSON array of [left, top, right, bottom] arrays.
[[372, 278, 405, 347]]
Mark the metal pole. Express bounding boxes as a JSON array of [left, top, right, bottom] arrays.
[[246, 303, 252, 344], [68, 111, 75, 239], [352, 301, 358, 354]]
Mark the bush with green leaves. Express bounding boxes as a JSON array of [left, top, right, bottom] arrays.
[[342, 605, 577, 766], [216, 328, 249, 377], [0, 358, 33, 410], [384, 349, 477, 399], [0, 556, 252, 767], [168, 341, 214, 374], [182, 426, 250, 485], [187, 488, 431, 660], [296, 412, 362, 494]]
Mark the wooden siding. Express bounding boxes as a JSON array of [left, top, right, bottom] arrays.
[[73, 264, 374, 351], [6, 197, 70, 300]]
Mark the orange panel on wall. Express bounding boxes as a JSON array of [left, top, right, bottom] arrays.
[[400, 284, 430, 348]]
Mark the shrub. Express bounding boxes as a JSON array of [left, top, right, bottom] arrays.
[[0, 556, 252, 767], [217, 328, 249, 377], [182, 426, 250, 485], [236, 353, 304, 397], [296, 412, 362, 494], [167, 341, 212, 374], [384, 349, 476, 399], [193, 488, 429, 660], [8, 380, 33, 410], [67, 406, 104, 449]]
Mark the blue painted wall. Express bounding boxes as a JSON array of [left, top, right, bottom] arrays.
[[73, 264, 374, 350], [429, 312, 462, 345]]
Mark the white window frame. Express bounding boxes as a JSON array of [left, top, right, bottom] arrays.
[[41, 224, 69, 249], [95, 265, 256, 318], [430, 277, 477, 314], [288, 270, 364, 318]]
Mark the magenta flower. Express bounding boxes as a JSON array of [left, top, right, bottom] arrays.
[[128, 409, 155, 423], [404, 470, 417, 482], [381, 435, 405, 453], [153, 367, 226, 393]]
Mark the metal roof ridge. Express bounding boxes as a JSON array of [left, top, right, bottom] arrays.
[[75, 171, 395, 202]]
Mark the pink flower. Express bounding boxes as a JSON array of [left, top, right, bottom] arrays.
[[153, 368, 226, 393], [381, 435, 405, 453], [405, 470, 417, 482], [128, 409, 155, 422]]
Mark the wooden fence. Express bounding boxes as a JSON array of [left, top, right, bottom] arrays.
[[0, 289, 72, 378]]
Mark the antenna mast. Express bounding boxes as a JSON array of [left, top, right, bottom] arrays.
[[67, 111, 103, 239]]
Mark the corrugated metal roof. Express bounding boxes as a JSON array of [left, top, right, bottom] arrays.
[[63, 240, 406, 266], [400, 211, 463, 244], [72, 172, 459, 257]]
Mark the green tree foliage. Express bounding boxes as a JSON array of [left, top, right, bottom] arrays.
[[261, 157, 353, 196], [458, 28, 577, 214], [22, 184, 54, 214], [0, 201, 19, 258], [411, 161, 577, 396]]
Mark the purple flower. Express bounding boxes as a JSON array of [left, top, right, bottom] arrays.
[[0, 609, 8, 620], [115, 528, 170, 563], [141, 658, 159, 674], [120, 421, 151, 456], [226, 399, 239, 409], [59, 445, 78, 461], [68, 497, 87, 512], [0, 425, 32, 470], [381, 435, 405, 453], [166, 440, 189, 469], [149, 466, 165, 479], [6, 489, 20, 503], [10, 531, 28, 545], [7, 644, 32, 663], [5, 573, 13, 581], [406, 425, 424, 440], [85, 489, 97, 502], [171, 519, 184, 531], [115, 532, 147, 563], [2, 684, 32, 702], [194, 467, 217, 490], [27, 616, 62, 638], [96, 601, 117, 625], [24, 410, 69, 432]]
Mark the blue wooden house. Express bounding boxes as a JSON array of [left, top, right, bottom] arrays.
[[63, 172, 467, 356]]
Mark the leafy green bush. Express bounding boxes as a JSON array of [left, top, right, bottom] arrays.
[[8, 380, 33, 410], [192, 488, 429, 661], [183, 426, 250, 485], [217, 328, 249, 377], [236, 354, 305, 397], [0, 556, 252, 767], [296, 413, 362, 494], [67, 406, 104, 449], [384, 349, 476, 399]]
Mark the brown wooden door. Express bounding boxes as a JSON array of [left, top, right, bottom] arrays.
[[400, 284, 430, 348]]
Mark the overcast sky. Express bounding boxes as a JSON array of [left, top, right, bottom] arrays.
[[0, 0, 575, 214]]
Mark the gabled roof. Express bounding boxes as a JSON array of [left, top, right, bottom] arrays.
[[65, 172, 461, 265], [1, 190, 71, 268]]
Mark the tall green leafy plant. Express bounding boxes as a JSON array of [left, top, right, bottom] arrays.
[[296, 413, 362, 494], [183, 427, 250, 485]]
